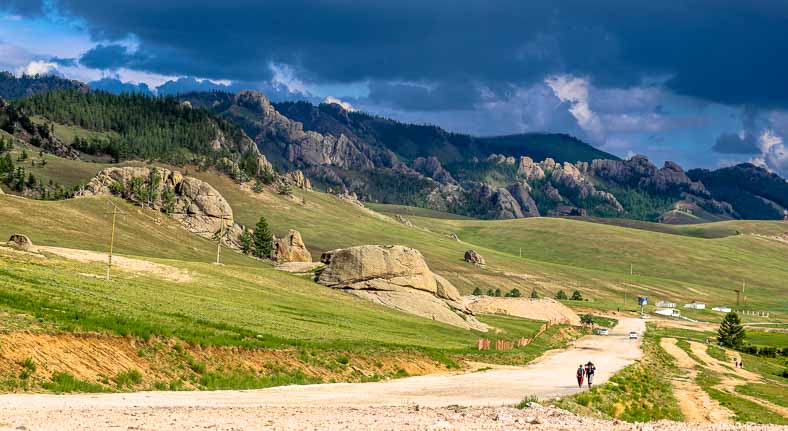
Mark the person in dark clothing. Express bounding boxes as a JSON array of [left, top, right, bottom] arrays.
[[585, 361, 596, 387], [576, 364, 585, 388]]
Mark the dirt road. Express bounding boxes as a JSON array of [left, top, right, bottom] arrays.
[[0, 318, 645, 430]]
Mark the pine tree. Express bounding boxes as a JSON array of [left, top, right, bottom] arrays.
[[486, 289, 495, 297], [555, 290, 568, 300], [239, 228, 254, 255], [718, 312, 745, 348], [571, 290, 583, 301], [494, 288, 502, 297], [530, 289, 539, 299], [472, 287, 482, 296], [252, 216, 274, 259]]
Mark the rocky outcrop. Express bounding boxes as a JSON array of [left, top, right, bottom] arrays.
[[273, 229, 312, 263], [0, 100, 78, 159], [317, 245, 486, 331], [507, 182, 540, 217], [7, 233, 32, 251], [464, 250, 486, 265], [231, 90, 380, 171], [516, 157, 546, 182], [281, 170, 312, 190], [79, 167, 240, 247], [413, 156, 456, 184], [395, 214, 414, 227]]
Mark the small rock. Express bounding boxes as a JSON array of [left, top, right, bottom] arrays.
[[463, 249, 486, 265], [8, 233, 33, 251]]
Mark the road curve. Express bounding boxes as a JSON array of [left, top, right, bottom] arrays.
[[0, 318, 644, 415]]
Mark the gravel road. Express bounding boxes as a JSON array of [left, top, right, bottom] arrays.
[[0, 318, 651, 430]]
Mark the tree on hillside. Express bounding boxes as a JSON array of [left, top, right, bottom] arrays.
[[530, 289, 539, 299], [494, 288, 502, 297], [252, 216, 274, 259], [580, 314, 595, 331], [571, 290, 583, 301], [505, 288, 522, 298], [486, 289, 495, 296], [239, 227, 254, 255], [555, 290, 567, 300], [718, 312, 745, 348], [472, 287, 482, 296]]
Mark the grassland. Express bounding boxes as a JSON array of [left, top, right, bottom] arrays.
[[6, 152, 788, 319]]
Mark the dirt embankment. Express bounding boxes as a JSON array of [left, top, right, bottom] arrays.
[[464, 297, 581, 325], [0, 332, 448, 392]]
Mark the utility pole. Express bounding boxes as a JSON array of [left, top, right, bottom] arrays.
[[215, 207, 225, 265], [104, 200, 127, 281], [630, 263, 633, 276], [519, 247, 522, 258]]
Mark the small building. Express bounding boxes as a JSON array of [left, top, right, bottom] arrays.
[[655, 308, 681, 317], [684, 302, 706, 310], [656, 300, 676, 308], [712, 306, 732, 313]]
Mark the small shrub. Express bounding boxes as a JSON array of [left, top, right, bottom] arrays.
[[516, 394, 540, 409], [18, 357, 36, 372], [472, 287, 483, 296], [336, 355, 350, 365], [113, 369, 143, 388], [42, 372, 107, 393]]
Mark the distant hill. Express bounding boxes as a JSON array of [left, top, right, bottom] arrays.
[[688, 164, 788, 220], [0, 72, 88, 100], [1, 75, 785, 223]]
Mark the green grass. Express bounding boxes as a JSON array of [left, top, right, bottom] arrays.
[[745, 331, 788, 348], [112, 369, 143, 389], [552, 334, 683, 422], [11, 157, 788, 319], [736, 383, 788, 408], [198, 368, 322, 390], [42, 372, 107, 393], [366, 203, 475, 220], [696, 368, 788, 425], [591, 316, 617, 329]]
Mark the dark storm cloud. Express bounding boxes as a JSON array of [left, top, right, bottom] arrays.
[[79, 44, 140, 70], [367, 81, 483, 111], [4, 0, 788, 109], [712, 133, 760, 154]]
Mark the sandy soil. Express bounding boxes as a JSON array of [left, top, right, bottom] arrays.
[[0, 319, 645, 430], [660, 338, 733, 423], [464, 296, 581, 325], [35, 245, 192, 282]]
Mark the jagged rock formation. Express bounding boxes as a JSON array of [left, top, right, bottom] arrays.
[[78, 167, 241, 247], [273, 230, 312, 263], [317, 245, 486, 331], [464, 250, 486, 265], [7, 233, 33, 251], [413, 156, 456, 184]]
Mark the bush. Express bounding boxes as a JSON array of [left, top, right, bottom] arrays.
[[505, 288, 522, 298], [494, 288, 502, 297], [113, 369, 143, 388], [486, 289, 495, 296], [472, 287, 482, 296], [571, 290, 583, 301], [555, 290, 568, 300], [529, 289, 539, 299]]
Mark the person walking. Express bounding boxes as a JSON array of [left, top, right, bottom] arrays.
[[585, 361, 596, 388], [576, 364, 585, 388]]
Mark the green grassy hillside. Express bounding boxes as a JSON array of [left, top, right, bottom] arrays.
[[5, 154, 788, 319]]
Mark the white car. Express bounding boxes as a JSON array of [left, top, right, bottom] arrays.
[[596, 328, 609, 336], [629, 331, 639, 340]]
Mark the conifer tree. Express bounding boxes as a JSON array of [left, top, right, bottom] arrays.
[[252, 216, 273, 259], [718, 312, 745, 348]]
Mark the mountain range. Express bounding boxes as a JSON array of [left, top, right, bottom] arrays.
[[1, 72, 786, 222]]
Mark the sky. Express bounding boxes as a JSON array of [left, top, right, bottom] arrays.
[[1, 0, 787, 176]]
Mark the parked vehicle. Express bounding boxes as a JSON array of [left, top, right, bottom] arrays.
[[596, 328, 609, 335], [629, 331, 639, 340]]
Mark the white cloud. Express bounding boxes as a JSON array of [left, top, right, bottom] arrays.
[[17, 60, 60, 76], [323, 96, 356, 112], [751, 129, 788, 175], [545, 75, 605, 140], [269, 63, 309, 96]]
